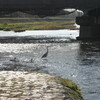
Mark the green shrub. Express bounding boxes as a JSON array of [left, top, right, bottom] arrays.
[[3, 28, 10, 31]]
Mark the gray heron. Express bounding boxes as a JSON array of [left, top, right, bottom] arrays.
[[41, 46, 49, 58]]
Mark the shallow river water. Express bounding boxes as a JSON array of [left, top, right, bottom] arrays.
[[0, 30, 100, 100]]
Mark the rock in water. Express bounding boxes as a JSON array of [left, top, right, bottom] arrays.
[[0, 71, 83, 100]]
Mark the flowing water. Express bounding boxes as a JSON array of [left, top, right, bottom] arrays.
[[0, 30, 100, 100]]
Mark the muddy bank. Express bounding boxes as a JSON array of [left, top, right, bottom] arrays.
[[0, 71, 83, 100]]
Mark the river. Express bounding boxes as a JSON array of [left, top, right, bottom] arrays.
[[0, 30, 100, 100]]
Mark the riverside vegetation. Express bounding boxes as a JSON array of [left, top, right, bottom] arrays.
[[0, 10, 81, 31], [0, 21, 78, 32]]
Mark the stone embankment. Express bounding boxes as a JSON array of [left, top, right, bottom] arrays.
[[0, 71, 83, 100]]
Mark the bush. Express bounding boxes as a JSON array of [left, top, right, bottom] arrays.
[[3, 28, 10, 31]]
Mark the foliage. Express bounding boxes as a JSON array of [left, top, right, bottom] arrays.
[[0, 21, 77, 31], [55, 77, 83, 100]]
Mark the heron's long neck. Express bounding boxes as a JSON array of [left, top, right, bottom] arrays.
[[47, 47, 48, 53]]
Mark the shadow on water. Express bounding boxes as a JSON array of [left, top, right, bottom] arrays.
[[76, 42, 100, 100], [79, 42, 100, 52], [78, 42, 100, 66]]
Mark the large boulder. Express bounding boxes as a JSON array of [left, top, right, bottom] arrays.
[[0, 71, 83, 100]]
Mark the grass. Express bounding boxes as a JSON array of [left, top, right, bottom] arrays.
[[56, 77, 83, 100], [0, 21, 78, 32]]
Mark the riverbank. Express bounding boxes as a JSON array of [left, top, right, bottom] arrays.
[[0, 21, 78, 32], [0, 71, 83, 100]]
